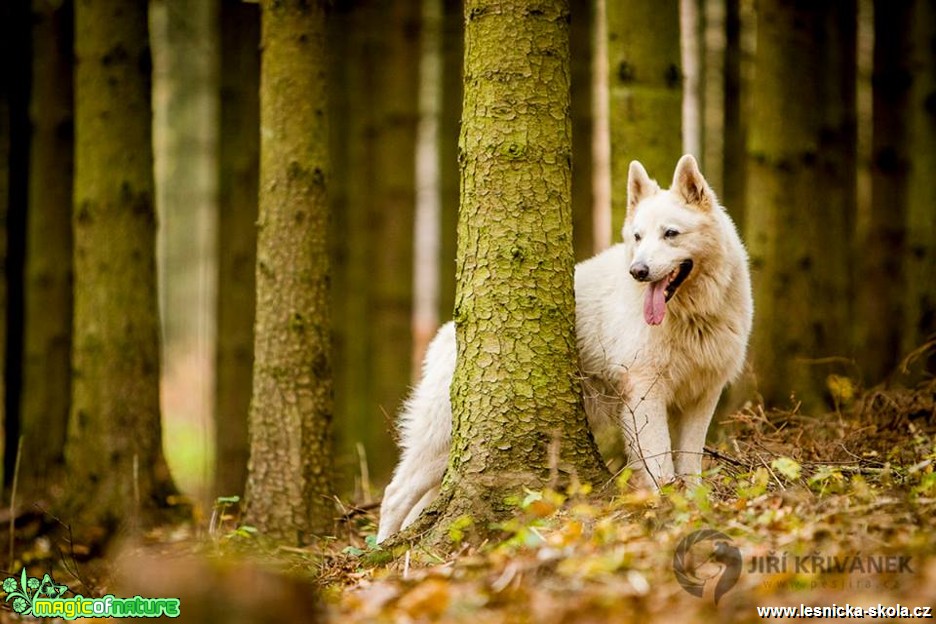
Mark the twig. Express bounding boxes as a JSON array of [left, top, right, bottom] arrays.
[[703, 445, 748, 468]]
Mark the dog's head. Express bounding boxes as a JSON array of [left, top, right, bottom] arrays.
[[622, 154, 720, 325]]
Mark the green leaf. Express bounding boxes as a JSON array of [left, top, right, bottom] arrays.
[[771, 457, 802, 481]]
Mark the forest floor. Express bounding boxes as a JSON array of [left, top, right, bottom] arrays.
[[1, 366, 935, 622]]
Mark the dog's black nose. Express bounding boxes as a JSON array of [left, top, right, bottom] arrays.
[[630, 262, 650, 281]]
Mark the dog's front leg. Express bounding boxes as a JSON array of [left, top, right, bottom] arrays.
[[618, 390, 674, 489], [671, 389, 721, 483]]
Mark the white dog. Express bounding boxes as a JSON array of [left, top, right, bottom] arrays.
[[377, 155, 753, 542]]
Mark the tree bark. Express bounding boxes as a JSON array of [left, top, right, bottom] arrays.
[[68, 0, 179, 537], [408, 0, 609, 549], [244, 0, 334, 544], [20, 0, 74, 496], [214, 0, 259, 500], [606, 0, 683, 237]]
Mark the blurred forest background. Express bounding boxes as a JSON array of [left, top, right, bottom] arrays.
[[0, 0, 933, 519]]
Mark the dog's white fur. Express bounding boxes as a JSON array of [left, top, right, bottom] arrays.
[[377, 155, 753, 543]]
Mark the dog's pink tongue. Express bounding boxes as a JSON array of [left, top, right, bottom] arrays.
[[644, 280, 667, 325]]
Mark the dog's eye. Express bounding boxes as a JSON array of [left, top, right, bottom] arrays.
[[664, 228, 680, 239], [634, 232, 642, 242]]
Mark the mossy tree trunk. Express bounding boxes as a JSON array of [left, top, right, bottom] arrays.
[[903, 0, 936, 374], [21, 0, 74, 497], [856, 0, 912, 383], [68, 0, 179, 537], [407, 0, 609, 549], [244, 0, 334, 544], [606, 0, 682, 236], [214, 0, 259, 500], [745, 1, 855, 408]]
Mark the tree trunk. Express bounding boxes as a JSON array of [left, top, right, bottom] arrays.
[[856, 0, 912, 383], [2, 0, 31, 487], [606, 0, 683, 237], [214, 0, 259, 500], [68, 0, 179, 537], [409, 0, 609, 549], [438, 0, 462, 321], [0, 0, 11, 487], [327, 0, 361, 494], [412, 0, 444, 370], [331, 1, 420, 489], [244, 0, 334, 544], [721, 0, 745, 227], [20, 0, 73, 496], [904, 0, 936, 375], [369, 0, 419, 478], [745, 1, 855, 408]]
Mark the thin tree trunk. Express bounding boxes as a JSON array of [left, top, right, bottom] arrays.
[[2, 0, 31, 487], [20, 0, 74, 496], [721, 0, 745, 227], [0, 0, 11, 487], [856, 0, 912, 383], [214, 0, 259, 499], [703, 0, 725, 196], [412, 0, 444, 370], [244, 0, 334, 543], [407, 0, 608, 549], [680, 0, 703, 161], [330, 1, 375, 495], [437, 0, 462, 320], [68, 0, 179, 536], [606, 0, 682, 237], [369, 0, 420, 480]]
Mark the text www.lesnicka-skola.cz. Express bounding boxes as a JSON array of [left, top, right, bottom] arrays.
[[756, 604, 932, 619]]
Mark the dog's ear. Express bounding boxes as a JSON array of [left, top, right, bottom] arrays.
[[628, 160, 659, 213], [672, 154, 715, 211]]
